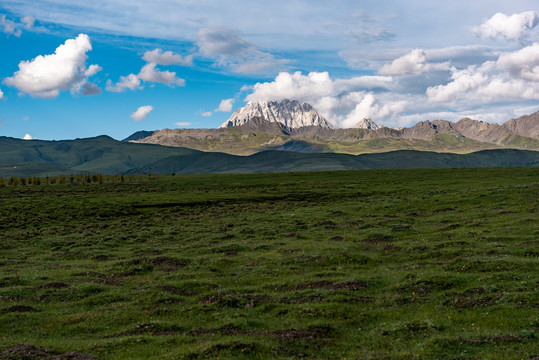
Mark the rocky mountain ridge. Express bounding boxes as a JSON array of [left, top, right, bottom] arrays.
[[132, 99, 539, 155], [220, 99, 333, 129], [133, 111, 538, 155]]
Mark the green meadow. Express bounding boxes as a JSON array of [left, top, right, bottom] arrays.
[[0, 167, 537, 359]]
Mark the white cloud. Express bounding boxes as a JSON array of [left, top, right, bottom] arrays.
[[138, 63, 185, 86], [473, 11, 538, 41], [245, 71, 410, 128], [476, 77, 539, 101], [106, 74, 142, 93], [130, 105, 153, 121], [21, 16, 34, 29], [497, 42, 539, 81], [106, 51, 186, 92], [23, 133, 36, 140], [0, 14, 34, 37], [143, 48, 193, 66], [0, 88, 3, 99], [426, 43, 539, 105], [3, 33, 100, 98], [201, 111, 213, 117], [1, 15, 21, 37], [426, 65, 490, 103], [334, 76, 394, 92], [217, 98, 234, 112], [379, 49, 450, 76], [246, 71, 334, 103], [197, 27, 288, 74], [175, 122, 191, 127]]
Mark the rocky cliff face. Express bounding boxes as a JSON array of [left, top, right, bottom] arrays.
[[355, 118, 382, 130], [220, 99, 333, 129], [502, 112, 539, 139]]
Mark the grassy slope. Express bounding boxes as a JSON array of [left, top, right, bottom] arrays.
[[1, 136, 538, 177], [139, 128, 539, 155], [131, 149, 539, 174], [0, 168, 537, 359], [0, 136, 199, 177]]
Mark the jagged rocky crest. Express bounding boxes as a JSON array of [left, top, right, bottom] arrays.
[[220, 99, 333, 129], [132, 100, 539, 155], [355, 118, 382, 131]]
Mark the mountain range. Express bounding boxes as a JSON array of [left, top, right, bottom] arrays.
[[0, 99, 537, 177], [0, 134, 537, 177], [133, 99, 539, 155]]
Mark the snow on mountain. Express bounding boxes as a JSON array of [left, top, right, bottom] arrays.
[[355, 118, 382, 130], [220, 99, 333, 129]]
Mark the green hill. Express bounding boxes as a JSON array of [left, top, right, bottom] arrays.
[[1, 136, 537, 177]]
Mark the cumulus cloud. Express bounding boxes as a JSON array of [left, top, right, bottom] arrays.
[[21, 16, 34, 29], [106, 49, 186, 92], [1, 14, 35, 37], [497, 42, 539, 81], [247, 71, 334, 103], [245, 71, 410, 128], [3, 33, 101, 98], [143, 48, 193, 66], [201, 98, 236, 117], [379, 49, 450, 76], [473, 11, 538, 41], [106, 74, 142, 93], [138, 63, 185, 86], [426, 42, 539, 105], [197, 27, 288, 74], [217, 98, 234, 112], [175, 122, 192, 127], [1, 15, 21, 37], [81, 82, 101, 95], [130, 105, 153, 121], [426, 64, 490, 102], [23, 133, 36, 140]]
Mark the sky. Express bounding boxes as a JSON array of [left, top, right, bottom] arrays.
[[0, 0, 538, 140]]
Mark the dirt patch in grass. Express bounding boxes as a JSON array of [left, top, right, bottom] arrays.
[[150, 256, 189, 268], [290, 280, 367, 291], [2, 305, 39, 313], [33, 282, 68, 290], [0, 344, 96, 360], [406, 212, 420, 217], [188, 325, 332, 341], [458, 334, 524, 344], [445, 288, 501, 308], [316, 221, 337, 227], [432, 208, 454, 213], [156, 285, 200, 296], [282, 294, 325, 304], [0, 344, 55, 359], [329, 236, 343, 241], [112, 322, 183, 337], [280, 249, 302, 253]]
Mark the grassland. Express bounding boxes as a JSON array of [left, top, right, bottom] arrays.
[[0, 168, 538, 359]]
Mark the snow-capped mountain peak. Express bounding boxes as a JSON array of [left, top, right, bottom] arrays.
[[220, 99, 333, 129]]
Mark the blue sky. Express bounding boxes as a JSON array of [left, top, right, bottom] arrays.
[[0, 0, 538, 140]]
